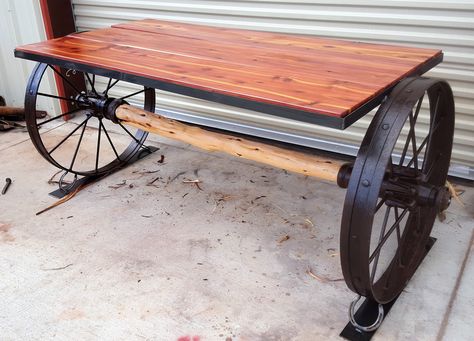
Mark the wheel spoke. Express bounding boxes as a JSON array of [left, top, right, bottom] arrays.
[[48, 65, 81, 94], [407, 115, 443, 170], [37, 108, 82, 128], [413, 94, 424, 122], [375, 198, 386, 213], [398, 95, 423, 167], [396, 207, 418, 268], [100, 120, 121, 160], [37, 92, 76, 103], [406, 134, 428, 169], [420, 96, 441, 171], [408, 112, 419, 171], [104, 79, 119, 95], [95, 119, 102, 172], [85, 73, 99, 96], [370, 206, 391, 282], [68, 117, 89, 170], [423, 152, 440, 181], [48, 116, 90, 155], [118, 121, 142, 145], [369, 208, 409, 264], [399, 112, 416, 167], [119, 88, 146, 100], [394, 207, 402, 247], [398, 132, 411, 167]]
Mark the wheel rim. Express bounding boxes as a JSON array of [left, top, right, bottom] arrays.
[[25, 63, 155, 177], [340, 77, 455, 304]]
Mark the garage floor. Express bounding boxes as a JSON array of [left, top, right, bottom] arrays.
[[0, 123, 473, 341]]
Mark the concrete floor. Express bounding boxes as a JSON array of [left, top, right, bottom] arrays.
[[0, 123, 473, 341]]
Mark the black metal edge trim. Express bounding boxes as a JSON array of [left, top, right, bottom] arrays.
[[15, 50, 443, 131]]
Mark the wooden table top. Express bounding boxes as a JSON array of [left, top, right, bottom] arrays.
[[15, 19, 442, 129]]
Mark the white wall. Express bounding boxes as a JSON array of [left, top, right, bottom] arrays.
[[0, 0, 56, 112]]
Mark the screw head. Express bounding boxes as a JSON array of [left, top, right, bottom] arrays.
[[382, 123, 389, 130], [362, 179, 370, 187]]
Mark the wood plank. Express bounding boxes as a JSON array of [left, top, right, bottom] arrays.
[[81, 28, 412, 86], [15, 19, 442, 119], [114, 19, 439, 59]]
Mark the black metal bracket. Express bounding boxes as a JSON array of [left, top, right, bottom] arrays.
[[340, 236, 436, 341], [49, 145, 159, 198]]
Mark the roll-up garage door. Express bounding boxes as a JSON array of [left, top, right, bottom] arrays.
[[71, 0, 474, 179]]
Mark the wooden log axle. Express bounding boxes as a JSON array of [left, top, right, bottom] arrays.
[[115, 104, 345, 183]]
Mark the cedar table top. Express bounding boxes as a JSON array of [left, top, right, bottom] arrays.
[[15, 19, 442, 129]]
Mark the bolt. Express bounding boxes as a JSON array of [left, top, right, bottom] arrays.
[[2, 178, 12, 195], [362, 179, 370, 187], [406, 88, 413, 93], [382, 123, 389, 130]]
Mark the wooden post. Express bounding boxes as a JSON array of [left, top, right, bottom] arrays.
[[39, 0, 86, 115], [116, 104, 343, 183]]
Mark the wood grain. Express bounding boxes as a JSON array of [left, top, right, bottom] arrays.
[[15, 19, 442, 118], [116, 104, 344, 182]]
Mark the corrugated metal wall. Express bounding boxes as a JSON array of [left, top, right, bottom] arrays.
[[0, 0, 57, 111], [71, 0, 474, 179]]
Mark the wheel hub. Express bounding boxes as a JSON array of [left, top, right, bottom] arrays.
[[338, 163, 451, 213], [75, 92, 116, 119], [382, 179, 451, 212]]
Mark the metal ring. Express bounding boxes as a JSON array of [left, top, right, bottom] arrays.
[[59, 171, 78, 193], [348, 295, 384, 332]]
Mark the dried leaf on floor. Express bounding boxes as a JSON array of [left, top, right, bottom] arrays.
[[42, 263, 73, 271], [167, 171, 186, 185], [278, 235, 290, 244], [108, 180, 127, 189], [183, 179, 203, 190], [147, 177, 162, 187], [306, 268, 343, 283], [134, 169, 160, 174], [36, 176, 104, 215], [217, 193, 237, 202], [446, 181, 465, 207]]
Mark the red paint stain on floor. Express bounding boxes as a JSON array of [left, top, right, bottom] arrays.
[[177, 336, 200, 341]]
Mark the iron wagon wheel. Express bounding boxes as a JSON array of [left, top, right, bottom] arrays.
[[24, 63, 155, 177], [340, 77, 455, 305]]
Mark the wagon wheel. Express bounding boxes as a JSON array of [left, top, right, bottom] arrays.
[[25, 63, 155, 181], [340, 77, 455, 309]]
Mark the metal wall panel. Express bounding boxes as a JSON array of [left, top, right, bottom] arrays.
[[71, 0, 474, 179], [0, 0, 57, 112]]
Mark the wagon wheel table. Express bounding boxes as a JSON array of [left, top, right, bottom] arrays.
[[15, 19, 454, 338]]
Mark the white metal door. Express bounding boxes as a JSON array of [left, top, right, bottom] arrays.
[[71, 0, 474, 179]]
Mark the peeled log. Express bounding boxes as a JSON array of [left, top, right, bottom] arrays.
[[116, 104, 343, 183]]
